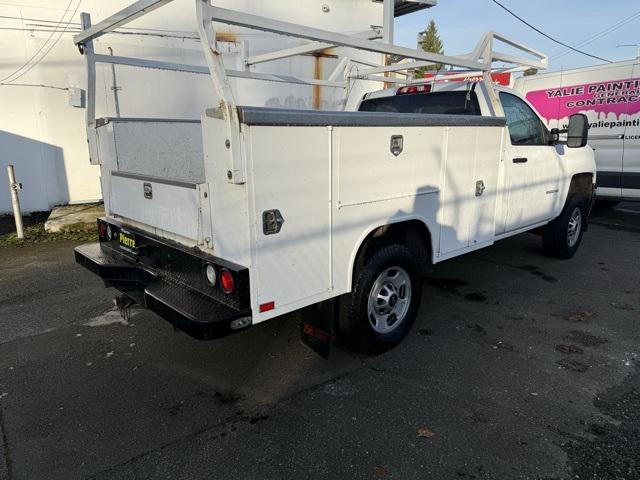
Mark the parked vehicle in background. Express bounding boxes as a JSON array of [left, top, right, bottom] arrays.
[[72, 0, 596, 357], [515, 59, 640, 204]]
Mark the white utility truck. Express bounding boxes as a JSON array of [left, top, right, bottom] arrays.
[[73, 0, 596, 356], [515, 59, 640, 205]]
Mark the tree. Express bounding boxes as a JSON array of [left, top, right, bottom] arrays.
[[414, 20, 444, 78]]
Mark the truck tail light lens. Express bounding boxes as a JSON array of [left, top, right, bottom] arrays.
[[98, 221, 107, 240], [219, 269, 234, 294], [204, 264, 217, 286], [396, 84, 431, 95]]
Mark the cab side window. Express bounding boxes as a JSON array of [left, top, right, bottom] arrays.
[[499, 92, 547, 146]]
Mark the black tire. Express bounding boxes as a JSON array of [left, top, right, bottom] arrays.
[[543, 195, 588, 259], [339, 244, 422, 353]]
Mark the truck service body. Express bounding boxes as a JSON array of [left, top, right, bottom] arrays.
[[73, 0, 596, 353], [514, 59, 640, 203]]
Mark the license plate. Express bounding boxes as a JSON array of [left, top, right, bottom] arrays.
[[118, 229, 137, 253]]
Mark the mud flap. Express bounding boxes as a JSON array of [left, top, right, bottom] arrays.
[[300, 298, 336, 359]]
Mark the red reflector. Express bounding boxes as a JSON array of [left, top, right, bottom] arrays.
[[259, 301, 275, 313], [219, 269, 234, 294], [396, 84, 431, 95], [98, 221, 107, 239]]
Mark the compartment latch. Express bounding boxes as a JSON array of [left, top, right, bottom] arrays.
[[263, 209, 284, 235]]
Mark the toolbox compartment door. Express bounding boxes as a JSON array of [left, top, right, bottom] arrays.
[[248, 126, 332, 311], [96, 118, 210, 242], [109, 173, 208, 242], [438, 126, 503, 255]]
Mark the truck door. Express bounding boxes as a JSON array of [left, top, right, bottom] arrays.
[[622, 61, 640, 200], [499, 92, 560, 232]]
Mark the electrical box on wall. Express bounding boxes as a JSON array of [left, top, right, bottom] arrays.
[[68, 87, 85, 108]]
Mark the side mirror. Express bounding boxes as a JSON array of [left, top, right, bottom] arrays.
[[567, 113, 589, 148], [549, 128, 560, 144]]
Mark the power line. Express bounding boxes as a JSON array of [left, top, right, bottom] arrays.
[[0, 26, 199, 41], [0, 14, 198, 35], [0, 82, 68, 91], [0, 0, 74, 84], [490, 0, 612, 63], [550, 10, 640, 60], [3, 0, 82, 85]]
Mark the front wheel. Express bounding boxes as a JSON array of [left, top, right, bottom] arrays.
[[542, 195, 588, 259], [340, 244, 422, 353]]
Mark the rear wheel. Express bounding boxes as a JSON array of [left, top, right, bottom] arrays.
[[543, 195, 588, 259], [340, 244, 421, 353]]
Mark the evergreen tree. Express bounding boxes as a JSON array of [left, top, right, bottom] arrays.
[[415, 20, 444, 78]]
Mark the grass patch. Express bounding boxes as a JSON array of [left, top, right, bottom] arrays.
[[0, 219, 97, 248]]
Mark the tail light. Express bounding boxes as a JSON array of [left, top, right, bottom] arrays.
[[219, 269, 234, 294], [396, 84, 431, 95], [98, 220, 115, 241], [97, 220, 108, 241]]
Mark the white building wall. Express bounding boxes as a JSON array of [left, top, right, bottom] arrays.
[[0, 0, 386, 213]]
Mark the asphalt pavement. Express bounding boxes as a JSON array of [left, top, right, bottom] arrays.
[[0, 203, 638, 480]]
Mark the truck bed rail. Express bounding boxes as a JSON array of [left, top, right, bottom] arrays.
[[228, 106, 507, 127]]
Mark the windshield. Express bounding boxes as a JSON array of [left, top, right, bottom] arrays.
[[358, 90, 481, 115]]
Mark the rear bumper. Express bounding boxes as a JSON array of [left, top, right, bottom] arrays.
[[75, 242, 251, 340]]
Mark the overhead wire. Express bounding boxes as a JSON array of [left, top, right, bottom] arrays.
[[0, 0, 75, 84], [0, 14, 198, 35], [490, 0, 612, 63], [0, 26, 199, 41], [2, 0, 83, 85], [550, 10, 640, 61]]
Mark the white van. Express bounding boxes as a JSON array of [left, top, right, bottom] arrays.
[[515, 59, 640, 203]]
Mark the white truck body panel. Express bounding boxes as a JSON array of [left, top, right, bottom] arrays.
[[199, 112, 505, 323]]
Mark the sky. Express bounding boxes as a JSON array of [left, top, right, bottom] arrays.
[[395, 0, 640, 72]]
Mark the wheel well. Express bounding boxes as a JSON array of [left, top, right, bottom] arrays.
[[568, 173, 594, 199], [353, 220, 433, 279]]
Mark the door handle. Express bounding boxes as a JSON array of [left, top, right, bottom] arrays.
[[512, 157, 528, 163]]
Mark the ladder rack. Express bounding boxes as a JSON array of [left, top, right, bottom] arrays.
[[74, 0, 548, 184]]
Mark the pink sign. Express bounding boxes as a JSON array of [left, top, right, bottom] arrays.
[[525, 77, 640, 122]]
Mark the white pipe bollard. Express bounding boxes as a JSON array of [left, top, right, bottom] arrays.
[[6, 165, 24, 239]]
